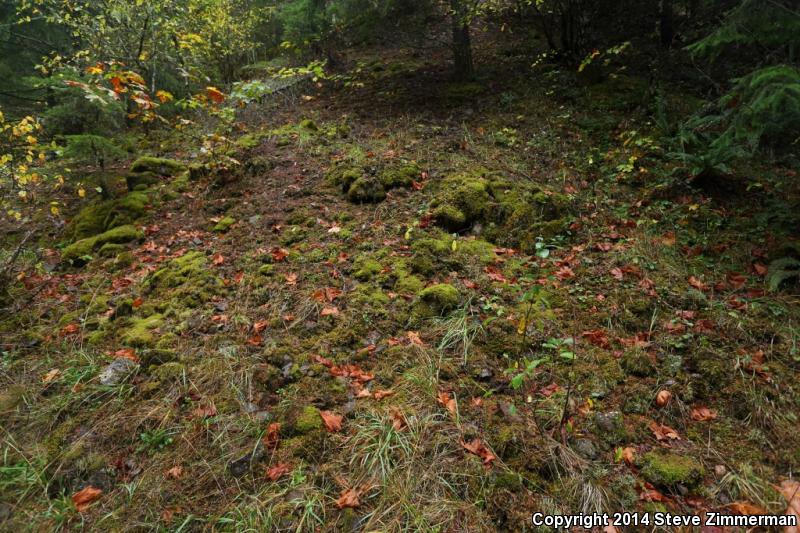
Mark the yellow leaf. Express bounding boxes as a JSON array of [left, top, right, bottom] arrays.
[[78, 188, 86, 198]]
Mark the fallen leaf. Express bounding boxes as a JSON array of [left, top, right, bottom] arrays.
[[728, 501, 769, 515], [270, 247, 289, 262], [72, 486, 102, 512], [596, 242, 613, 252], [656, 390, 672, 407], [206, 86, 225, 103], [582, 329, 610, 349], [373, 389, 394, 401], [263, 422, 281, 448], [555, 266, 575, 280], [247, 334, 262, 346], [164, 466, 183, 479], [437, 391, 456, 415], [336, 488, 361, 509], [406, 331, 425, 346], [212, 253, 225, 265], [610, 267, 624, 281], [461, 438, 496, 467], [320, 306, 339, 316], [649, 421, 680, 440], [253, 320, 269, 333], [110, 348, 139, 361], [620, 447, 635, 464], [753, 263, 768, 276], [132, 297, 143, 308], [389, 407, 407, 430], [688, 276, 709, 291], [266, 463, 291, 481], [776, 479, 800, 533], [192, 404, 217, 418], [320, 410, 343, 432], [284, 273, 298, 286], [690, 406, 718, 421], [59, 323, 80, 336], [42, 368, 60, 383]]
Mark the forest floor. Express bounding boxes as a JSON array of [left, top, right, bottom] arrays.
[[2, 40, 800, 532]]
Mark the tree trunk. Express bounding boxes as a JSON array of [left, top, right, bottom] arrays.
[[450, 0, 474, 80], [660, 0, 674, 48]]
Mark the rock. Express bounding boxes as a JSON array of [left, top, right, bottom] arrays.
[[62, 224, 143, 264], [714, 464, 727, 477], [594, 411, 627, 445], [228, 441, 265, 477], [99, 358, 137, 386], [573, 438, 598, 460], [641, 451, 705, 488]]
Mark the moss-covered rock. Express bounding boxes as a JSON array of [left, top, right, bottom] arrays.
[[152, 362, 186, 381], [413, 284, 460, 319], [641, 451, 705, 488], [348, 176, 386, 203], [299, 119, 318, 131], [380, 163, 420, 188], [62, 224, 142, 263], [130, 157, 187, 176], [66, 191, 150, 241], [427, 169, 571, 252], [121, 314, 164, 347], [98, 242, 126, 257], [212, 216, 236, 232], [352, 255, 382, 281], [294, 405, 323, 434]]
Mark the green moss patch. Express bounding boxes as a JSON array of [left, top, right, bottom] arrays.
[[212, 216, 236, 232], [121, 314, 164, 347], [641, 451, 705, 488], [413, 283, 460, 320], [326, 162, 421, 204], [61, 224, 142, 263], [428, 169, 571, 253], [145, 251, 223, 308]]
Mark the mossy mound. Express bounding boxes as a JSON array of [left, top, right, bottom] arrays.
[[61, 224, 143, 264], [641, 451, 705, 488], [145, 251, 223, 308], [428, 169, 570, 253], [212, 216, 236, 232], [413, 283, 460, 320], [408, 229, 497, 275], [127, 157, 188, 190], [326, 163, 421, 204], [121, 314, 164, 347], [352, 254, 383, 281], [293, 405, 323, 434], [66, 190, 151, 242]]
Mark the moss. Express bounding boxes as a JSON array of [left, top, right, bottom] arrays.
[[294, 405, 323, 434], [125, 170, 159, 190], [121, 314, 164, 347], [395, 273, 424, 294], [458, 238, 497, 264], [641, 451, 705, 488], [152, 362, 185, 381], [413, 283, 460, 319], [0, 385, 26, 414], [299, 118, 318, 131], [353, 255, 382, 281], [130, 156, 187, 176], [432, 205, 468, 232], [347, 176, 386, 203], [380, 163, 420, 189], [98, 242, 125, 257], [67, 191, 149, 241], [62, 224, 142, 263], [351, 286, 390, 311], [620, 347, 656, 377], [115, 251, 134, 268], [280, 226, 307, 245], [493, 471, 524, 492], [212, 216, 236, 232]]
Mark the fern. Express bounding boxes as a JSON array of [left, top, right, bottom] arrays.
[[767, 257, 800, 292], [687, 0, 800, 61]]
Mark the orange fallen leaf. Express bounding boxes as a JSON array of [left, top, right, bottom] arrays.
[[270, 248, 289, 262], [284, 273, 298, 286], [132, 297, 143, 308], [206, 86, 225, 103], [263, 422, 281, 449], [336, 488, 361, 509], [266, 463, 291, 481], [690, 406, 718, 421], [373, 389, 394, 401], [555, 266, 575, 280], [776, 479, 800, 533], [436, 391, 456, 415], [461, 438, 496, 467], [212, 253, 225, 265], [42, 368, 60, 383], [72, 485, 102, 512], [164, 465, 183, 479], [247, 334, 262, 346], [649, 421, 680, 440], [59, 323, 80, 336], [320, 306, 339, 316], [728, 501, 769, 515], [253, 320, 269, 333], [319, 410, 343, 432], [656, 390, 672, 407], [620, 447, 635, 464], [688, 275, 709, 291], [753, 263, 768, 276], [389, 407, 407, 430], [610, 267, 624, 280]]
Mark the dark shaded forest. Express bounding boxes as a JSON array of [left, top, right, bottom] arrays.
[[1, 0, 800, 530]]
